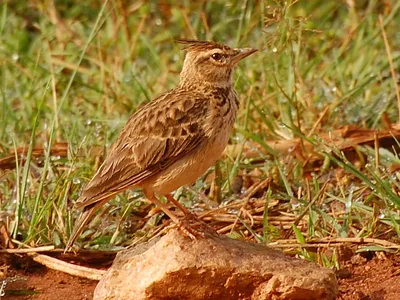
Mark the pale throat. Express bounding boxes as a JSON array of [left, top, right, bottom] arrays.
[[179, 65, 233, 89]]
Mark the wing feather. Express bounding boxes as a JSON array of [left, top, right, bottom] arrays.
[[75, 90, 209, 209]]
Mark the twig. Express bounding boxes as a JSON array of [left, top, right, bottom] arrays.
[[0, 245, 55, 254], [204, 214, 296, 223], [312, 237, 400, 247], [269, 237, 400, 249], [268, 242, 348, 248], [28, 253, 105, 280], [199, 197, 277, 219], [0, 224, 14, 249], [230, 179, 270, 233], [284, 181, 329, 238], [307, 106, 329, 138], [217, 221, 294, 234]]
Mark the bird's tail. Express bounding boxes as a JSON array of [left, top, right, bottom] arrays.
[[65, 208, 95, 252], [65, 197, 111, 252]]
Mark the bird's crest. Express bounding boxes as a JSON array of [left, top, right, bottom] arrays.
[[176, 39, 231, 52]]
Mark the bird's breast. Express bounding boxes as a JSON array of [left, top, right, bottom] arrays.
[[148, 104, 237, 196], [149, 130, 232, 196]]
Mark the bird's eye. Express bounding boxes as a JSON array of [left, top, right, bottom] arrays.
[[211, 53, 223, 61]]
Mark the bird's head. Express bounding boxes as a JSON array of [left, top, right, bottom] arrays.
[[177, 39, 257, 88]]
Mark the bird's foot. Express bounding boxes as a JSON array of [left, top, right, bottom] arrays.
[[166, 217, 214, 240], [178, 220, 206, 239], [184, 211, 216, 233]]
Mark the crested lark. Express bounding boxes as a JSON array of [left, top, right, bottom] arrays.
[[66, 39, 257, 250]]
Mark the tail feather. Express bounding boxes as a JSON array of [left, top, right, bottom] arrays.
[[65, 197, 111, 252]]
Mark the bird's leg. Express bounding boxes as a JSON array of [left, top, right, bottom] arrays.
[[164, 194, 214, 233], [144, 190, 201, 239], [164, 194, 197, 219]]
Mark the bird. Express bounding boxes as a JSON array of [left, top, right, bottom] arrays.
[[65, 39, 257, 250]]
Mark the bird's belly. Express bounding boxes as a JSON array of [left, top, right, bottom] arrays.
[[149, 130, 231, 195]]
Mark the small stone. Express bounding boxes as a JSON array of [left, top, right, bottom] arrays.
[[335, 268, 352, 279], [351, 254, 367, 265]]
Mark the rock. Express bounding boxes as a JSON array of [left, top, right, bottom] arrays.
[[94, 230, 338, 300]]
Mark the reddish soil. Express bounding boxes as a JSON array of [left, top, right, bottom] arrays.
[[1, 267, 96, 300], [1, 253, 399, 299], [338, 253, 400, 300]]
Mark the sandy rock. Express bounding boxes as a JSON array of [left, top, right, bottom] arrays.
[[94, 230, 337, 300]]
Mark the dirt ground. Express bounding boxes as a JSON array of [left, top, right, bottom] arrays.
[[337, 253, 400, 300], [1, 253, 399, 300], [1, 267, 96, 300]]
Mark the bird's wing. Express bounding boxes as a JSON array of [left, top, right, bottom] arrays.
[[75, 90, 210, 209]]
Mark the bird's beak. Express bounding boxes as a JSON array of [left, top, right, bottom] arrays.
[[231, 47, 258, 65]]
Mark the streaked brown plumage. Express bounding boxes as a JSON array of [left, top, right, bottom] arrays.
[[66, 39, 257, 250]]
